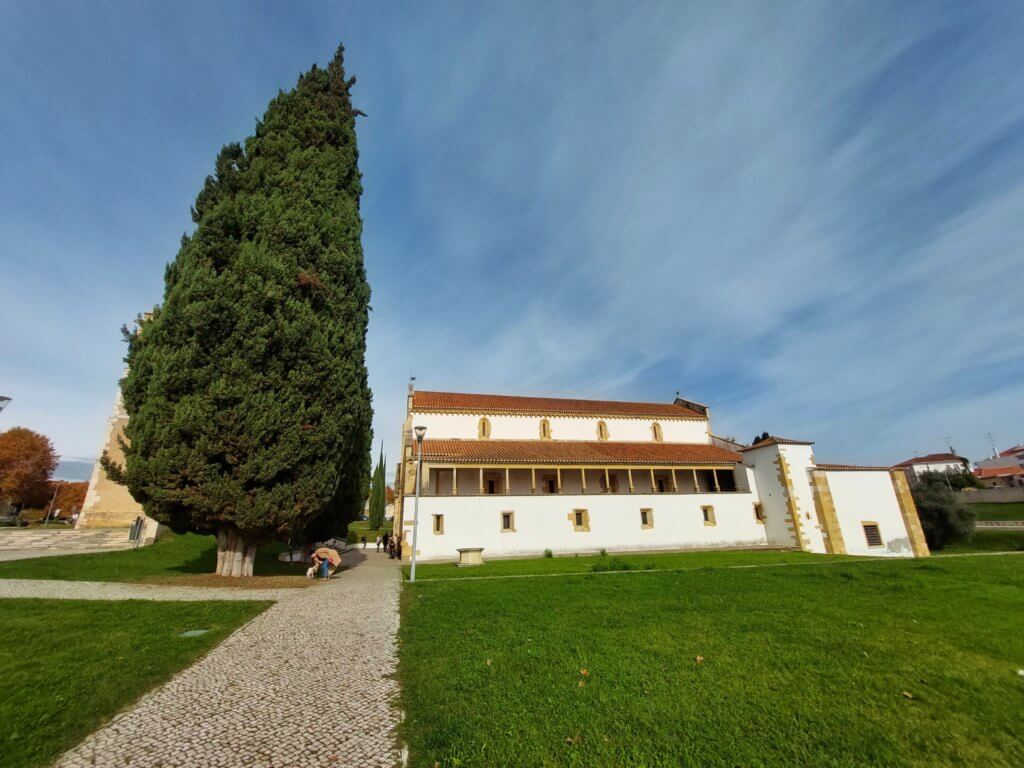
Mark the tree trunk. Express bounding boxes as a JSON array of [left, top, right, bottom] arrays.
[[216, 527, 257, 577]]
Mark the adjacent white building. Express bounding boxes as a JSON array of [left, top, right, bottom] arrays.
[[894, 452, 970, 480], [393, 387, 930, 562]]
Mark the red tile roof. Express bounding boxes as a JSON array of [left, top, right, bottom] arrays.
[[894, 453, 966, 467], [418, 439, 740, 466], [974, 466, 1024, 479], [816, 463, 894, 472], [998, 445, 1024, 457], [738, 436, 815, 452], [411, 391, 706, 419]]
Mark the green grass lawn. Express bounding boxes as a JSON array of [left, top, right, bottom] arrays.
[[943, 529, 1024, 553], [348, 519, 393, 543], [0, 532, 307, 586], [0, 598, 270, 768], [966, 501, 1024, 521], [399, 554, 1024, 767], [405, 548, 851, 581]]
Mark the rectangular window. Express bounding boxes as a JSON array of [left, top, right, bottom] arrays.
[[702, 505, 716, 526], [501, 511, 515, 532], [862, 522, 883, 547], [545, 477, 557, 494], [753, 503, 765, 523], [571, 508, 590, 532], [432, 514, 444, 535], [487, 478, 497, 495], [656, 477, 667, 493], [640, 508, 654, 529]]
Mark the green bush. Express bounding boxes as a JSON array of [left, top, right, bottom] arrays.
[[912, 476, 976, 550], [543, 549, 553, 558], [590, 556, 634, 573]]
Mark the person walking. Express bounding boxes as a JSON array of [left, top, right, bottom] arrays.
[[360, 534, 367, 549], [375, 534, 382, 552]]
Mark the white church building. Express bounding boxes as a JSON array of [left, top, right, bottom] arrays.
[[393, 387, 930, 563]]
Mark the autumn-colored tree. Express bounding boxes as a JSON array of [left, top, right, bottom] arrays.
[[0, 428, 58, 509], [45, 481, 88, 519]]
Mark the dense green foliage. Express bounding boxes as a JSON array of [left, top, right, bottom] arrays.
[[912, 474, 976, 550], [400, 554, 1024, 767], [917, 468, 982, 490], [0, 598, 269, 768], [368, 445, 387, 530], [0, 531, 304, 583], [118, 45, 372, 553]]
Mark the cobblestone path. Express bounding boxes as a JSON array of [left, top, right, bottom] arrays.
[[54, 550, 402, 768]]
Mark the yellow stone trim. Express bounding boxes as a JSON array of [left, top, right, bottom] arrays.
[[774, 452, 810, 550], [753, 502, 765, 524], [809, 470, 847, 555], [500, 510, 516, 533], [477, 417, 491, 439], [701, 505, 716, 526], [432, 514, 444, 535], [569, 508, 591, 532], [597, 420, 609, 441], [640, 507, 654, 529], [890, 471, 930, 557]]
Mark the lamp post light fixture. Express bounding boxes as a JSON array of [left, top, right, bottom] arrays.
[[409, 425, 427, 583]]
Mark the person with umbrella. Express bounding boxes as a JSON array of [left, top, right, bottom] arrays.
[[312, 546, 341, 579]]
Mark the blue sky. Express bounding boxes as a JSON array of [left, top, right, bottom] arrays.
[[2, 1, 1023, 480]]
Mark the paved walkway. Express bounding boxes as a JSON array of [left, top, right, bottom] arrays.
[[54, 549, 402, 768]]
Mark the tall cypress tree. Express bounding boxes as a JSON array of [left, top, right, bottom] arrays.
[[368, 445, 386, 531], [119, 45, 372, 576]]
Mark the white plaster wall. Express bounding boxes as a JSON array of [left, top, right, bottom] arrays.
[[825, 471, 913, 557], [780, 445, 828, 553], [740, 446, 794, 547], [406, 492, 769, 561], [410, 411, 709, 443]]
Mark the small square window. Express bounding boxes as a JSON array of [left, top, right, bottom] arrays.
[[432, 514, 444, 535], [640, 508, 654, 529], [862, 522, 882, 547], [501, 511, 515, 532], [753, 503, 765, 523], [702, 505, 716, 526], [571, 508, 590, 532]]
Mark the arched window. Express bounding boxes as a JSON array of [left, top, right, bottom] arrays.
[[539, 418, 552, 440], [596, 421, 609, 441], [651, 422, 663, 442], [478, 417, 491, 439]]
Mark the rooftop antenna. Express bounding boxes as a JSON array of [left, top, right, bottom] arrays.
[[945, 436, 957, 456], [987, 432, 998, 458], [408, 375, 416, 395]]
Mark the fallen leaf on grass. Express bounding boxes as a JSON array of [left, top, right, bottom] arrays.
[[486, 658, 492, 666], [580, 668, 589, 676], [578, 680, 586, 687], [695, 656, 705, 664], [901, 691, 915, 700], [565, 734, 581, 745]]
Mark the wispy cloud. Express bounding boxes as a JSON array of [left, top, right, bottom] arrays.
[[1, 1, 1022, 470]]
